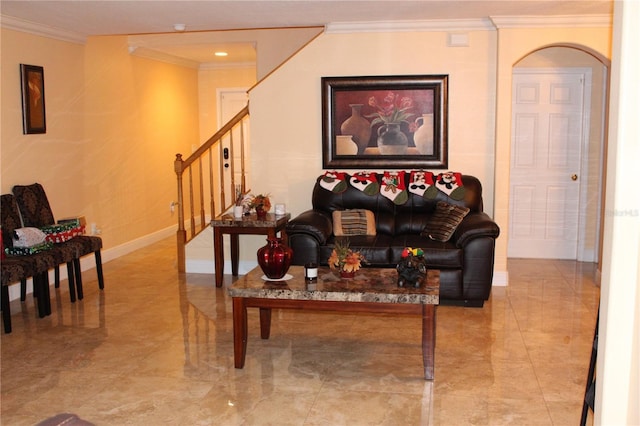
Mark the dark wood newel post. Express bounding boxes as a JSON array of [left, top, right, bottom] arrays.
[[174, 153, 187, 272]]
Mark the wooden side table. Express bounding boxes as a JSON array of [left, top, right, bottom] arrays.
[[211, 212, 291, 287]]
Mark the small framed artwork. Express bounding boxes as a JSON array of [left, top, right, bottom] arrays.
[[322, 75, 448, 169], [20, 64, 46, 134]]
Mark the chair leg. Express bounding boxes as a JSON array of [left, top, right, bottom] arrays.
[[2, 285, 11, 333], [34, 273, 47, 318], [20, 279, 27, 301], [55, 265, 60, 288], [73, 259, 84, 300], [66, 262, 76, 303], [95, 250, 104, 290]]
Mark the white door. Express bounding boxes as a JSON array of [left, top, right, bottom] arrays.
[[219, 89, 249, 206], [508, 69, 588, 259]]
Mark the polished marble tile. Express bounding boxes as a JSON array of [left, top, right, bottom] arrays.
[[1, 240, 600, 425]]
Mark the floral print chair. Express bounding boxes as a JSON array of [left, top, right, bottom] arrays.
[[12, 183, 104, 300]]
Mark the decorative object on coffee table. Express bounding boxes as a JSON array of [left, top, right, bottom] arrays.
[[248, 193, 271, 219], [397, 247, 428, 288], [328, 238, 365, 278], [257, 237, 293, 279], [304, 262, 318, 283]]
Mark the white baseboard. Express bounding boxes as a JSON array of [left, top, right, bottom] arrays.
[[7, 225, 177, 301], [492, 270, 509, 287], [186, 259, 257, 276]]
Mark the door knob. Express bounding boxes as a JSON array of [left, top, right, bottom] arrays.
[[571, 174, 578, 181]]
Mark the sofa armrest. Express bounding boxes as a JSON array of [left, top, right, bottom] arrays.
[[285, 210, 333, 245], [453, 212, 500, 247]]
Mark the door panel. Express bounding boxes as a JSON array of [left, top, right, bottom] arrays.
[[509, 71, 585, 259]]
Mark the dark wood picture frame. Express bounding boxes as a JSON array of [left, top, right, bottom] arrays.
[[322, 75, 448, 169], [20, 64, 46, 134]]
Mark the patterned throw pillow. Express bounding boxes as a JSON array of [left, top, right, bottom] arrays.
[[332, 209, 376, 236], [422, 201, 470, 242]]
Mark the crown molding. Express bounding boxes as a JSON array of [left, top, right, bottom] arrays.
[[490, 14, 612, 29], [128, 46, 200, 69], [0, 14, 86, 44], [199, 61, 257, 70], [325, 18, 494, 34]]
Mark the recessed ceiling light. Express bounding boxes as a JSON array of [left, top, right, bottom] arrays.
[[214, 51, 228, 57], [173, 24, 186, 32]]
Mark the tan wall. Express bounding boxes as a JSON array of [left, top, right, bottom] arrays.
[[198, 66, 256, 142], [247, 26, 612, 281], [1, 29, 85, 215], [247, 28, 498, 261], [597, 2, 640, 423], [493, 26, 611, 278], [1, 30, 200, 250]]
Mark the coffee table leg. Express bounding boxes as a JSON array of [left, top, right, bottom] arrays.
[[259, 308, 272, 339], [232, 297, 248, 368], [422, 304, 436, 380]]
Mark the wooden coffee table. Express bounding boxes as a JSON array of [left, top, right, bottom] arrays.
[[228, 265, 440, 380]]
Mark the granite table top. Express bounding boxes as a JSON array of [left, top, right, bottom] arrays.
[[212, 212, 290, 228], [228, 266, 439, 305]]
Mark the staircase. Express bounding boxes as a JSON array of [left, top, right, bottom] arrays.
[[174, 105, 250, 272]]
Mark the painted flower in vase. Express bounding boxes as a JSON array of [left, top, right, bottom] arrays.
[[366, 91, 416, 127], [328, 238, 365, 277]]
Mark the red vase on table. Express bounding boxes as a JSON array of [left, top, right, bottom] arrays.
[[257, 237, 293, 279], [255, 206, 267, 219]]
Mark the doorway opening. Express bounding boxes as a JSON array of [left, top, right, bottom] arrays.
[[507, 46, 609, 264]]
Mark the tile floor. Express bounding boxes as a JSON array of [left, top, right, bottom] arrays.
[[1, 238, 600, 425]]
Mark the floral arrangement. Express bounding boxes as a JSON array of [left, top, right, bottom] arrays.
[[366, 91, 416, 127], [328, 238, 365, 273], [247, 193, 271, 212]]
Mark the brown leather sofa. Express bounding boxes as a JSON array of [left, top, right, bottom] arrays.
[[285, 173, 500, 307]]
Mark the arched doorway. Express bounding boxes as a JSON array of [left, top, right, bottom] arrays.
[[508, 45, 609, 264]]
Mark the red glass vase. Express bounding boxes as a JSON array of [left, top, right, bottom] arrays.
[[255, 207, 267, 219], [257, 237, 293, 279]]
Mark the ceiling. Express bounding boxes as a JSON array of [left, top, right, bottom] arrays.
[[0, 1, 613, 65]]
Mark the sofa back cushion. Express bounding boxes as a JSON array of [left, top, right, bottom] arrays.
[[312, 173, 483, 236], [422, 201, 470, 242]]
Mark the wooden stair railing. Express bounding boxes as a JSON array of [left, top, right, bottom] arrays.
[[174, 105, 250, 272]]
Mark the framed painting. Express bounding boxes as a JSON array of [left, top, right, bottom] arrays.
[[20, 64, 46, 134], [322, 75, 448, 169]]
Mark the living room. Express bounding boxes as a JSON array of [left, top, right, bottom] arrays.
[[1, 1, 638, 424]]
